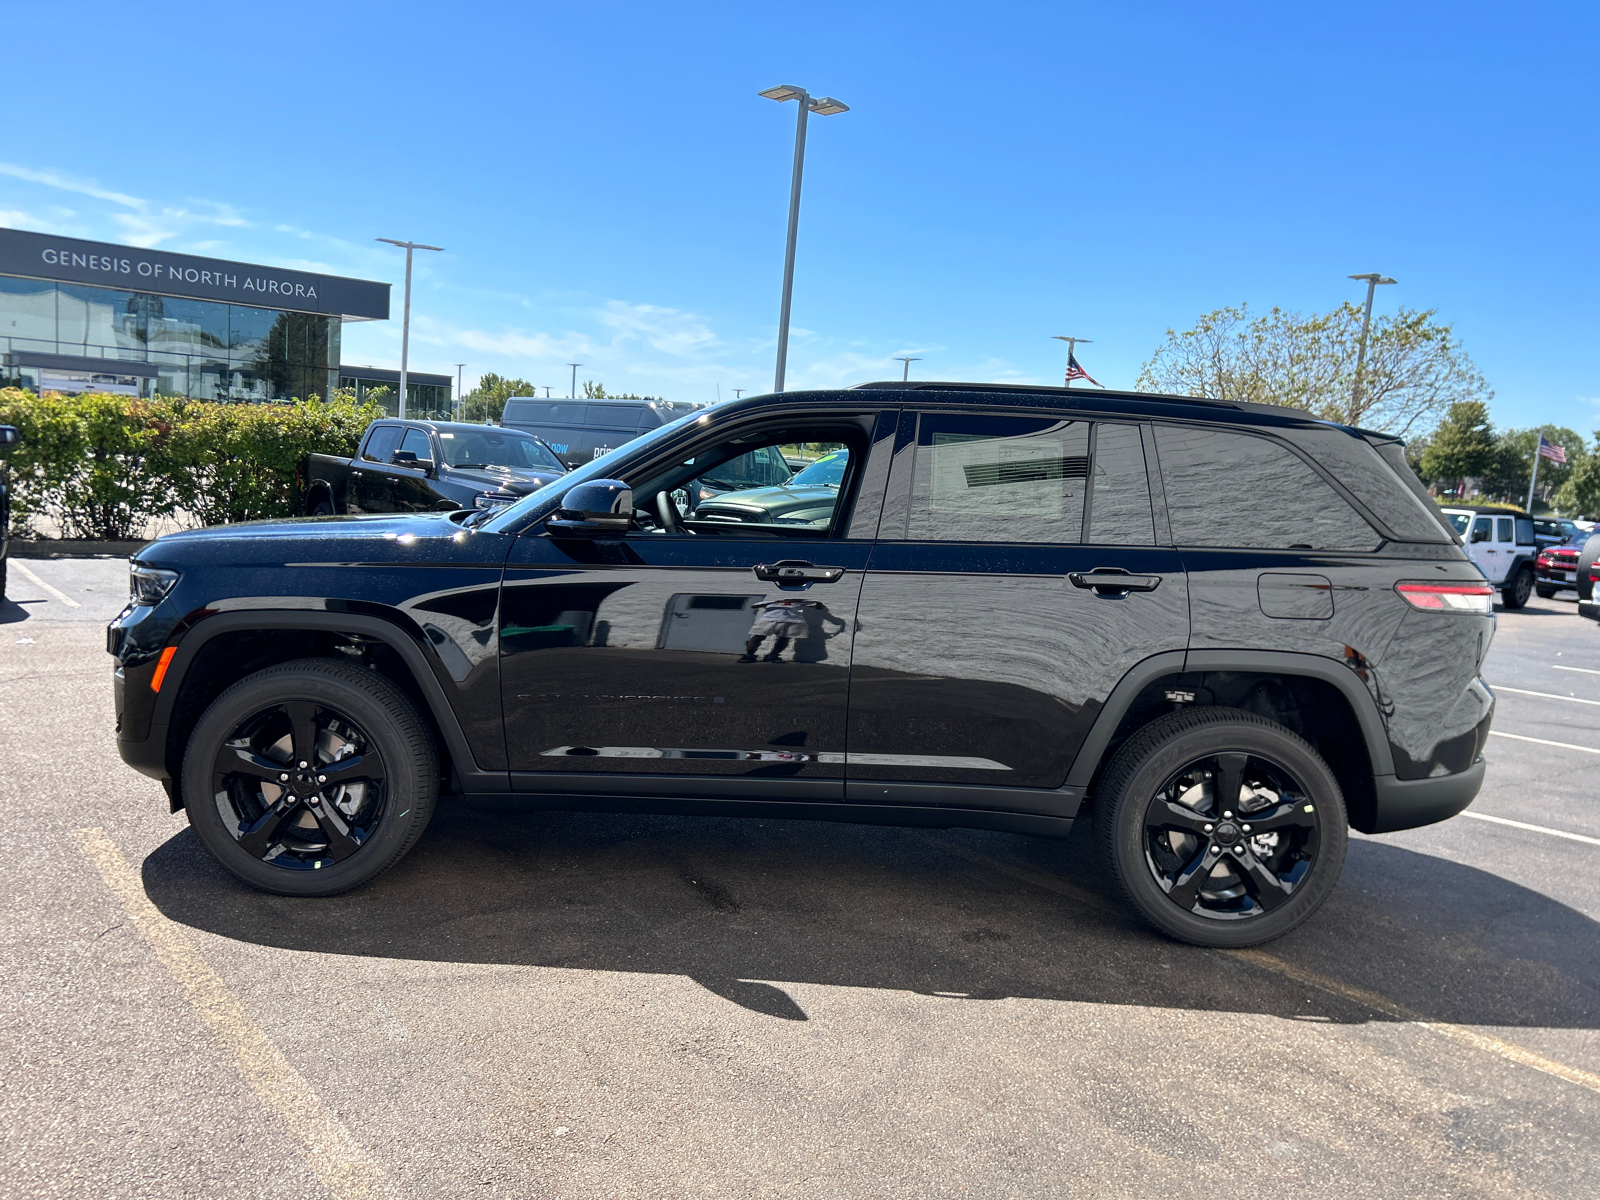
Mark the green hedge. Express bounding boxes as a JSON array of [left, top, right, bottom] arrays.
[[0, 388, 383, 541]]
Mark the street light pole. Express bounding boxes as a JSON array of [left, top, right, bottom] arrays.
[[567, 363, 582, 399], [376, 238, 443, 419], [1347, 273, 1397, 421], [893, 356, 921, 381], [759, 85, 849, 393], [1052, 336, 1092, 388], [454, 363, 466, 421]]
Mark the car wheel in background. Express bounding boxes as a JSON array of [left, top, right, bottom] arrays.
[[310, 500, 335, 516], [181, 657, 438, 897], [1578, 534, 1600, 602], [1501, 566, 1534, 610], [1094, 706, 1349, 949], [1536, 583, 1558, 599]]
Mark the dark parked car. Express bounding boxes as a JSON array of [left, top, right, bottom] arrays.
[[300, 420, 567, 516], [0, 423, 16, 599], [694, 448, 849, 528], [1534, 517, 1581, 549], [1534, 531, 1588, 598], [108, 383, 1492, 949]]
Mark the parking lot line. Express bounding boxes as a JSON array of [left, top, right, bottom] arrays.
[[1551, 664, 1600, 676], [1460, 810, 1600, 847], [12, 560, 81, 607], [1492, 684, 1600, 706], [73, 827, 393, 1200], [930, 835, 1600, 1097], [1487, 730, 1600, 754]]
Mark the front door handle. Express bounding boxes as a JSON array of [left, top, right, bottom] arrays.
[[1069, 569, 1162, 594], [753, 560, 846, 584]]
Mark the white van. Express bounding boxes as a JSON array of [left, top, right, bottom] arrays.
[[1439, 505, 1538, 609]]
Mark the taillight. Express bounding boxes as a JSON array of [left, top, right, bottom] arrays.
[[1396, 581, 1495, 614]]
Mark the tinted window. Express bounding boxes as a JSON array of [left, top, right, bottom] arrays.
[[1088, 423, 1154, 545], [1472, 517, 1492, 543], [362, 425, 401, 463], [440, 429, 565, 471], [910, 414, 1088, 543], [399, 428, 433, 461], [1515, 516, 1534, 545], [1496, 517, 1513, 543], [1155, 425, 1379, 550]]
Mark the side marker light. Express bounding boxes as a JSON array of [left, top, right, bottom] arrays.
[[150, 646, 178, 693]]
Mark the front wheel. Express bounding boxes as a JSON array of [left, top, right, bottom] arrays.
[[181, 658, 438, 896], [1535, 583, 1558, 599], [1501, 566, 1533, 610], [1094, 706, 1348, 948]]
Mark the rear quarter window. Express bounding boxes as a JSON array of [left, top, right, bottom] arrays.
[[1155, 424, 1381, 551]]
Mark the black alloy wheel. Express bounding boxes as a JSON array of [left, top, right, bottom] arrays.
[[1095, 706, 1348, 947], [1501, 566, 1533, 610], [182, 658, 437, 896]]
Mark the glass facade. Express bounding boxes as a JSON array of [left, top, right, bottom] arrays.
[[0, 275, 341, 401], [338, 373, 453, 419]]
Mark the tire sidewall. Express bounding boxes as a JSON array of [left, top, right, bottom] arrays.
[[1103, 712, 1348, 948], [182, 660, 434, 896]]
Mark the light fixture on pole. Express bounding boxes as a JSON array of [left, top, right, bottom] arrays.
[[759, 84, 850, 393], [1052, 336, 1093, 388], [542, 386, 552, 398], [732, 389, 744, 399], [375, 238, 444, 418], [1347, 273, 1397, 418], [567, 363, 583, 399], [893, 356, 921, 381], [454, 363, 467, 421]]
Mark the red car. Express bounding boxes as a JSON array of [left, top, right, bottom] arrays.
[[1535, 533, 1587, 598]]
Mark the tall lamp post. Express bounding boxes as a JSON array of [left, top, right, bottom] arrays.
[[454, 363, 466, 420], [759, 84, 849, 393], [567, 363, 583, 399], [1347, 273, 1397, 419], [376, 238, 443, 418], [893, 356, 921, 381]]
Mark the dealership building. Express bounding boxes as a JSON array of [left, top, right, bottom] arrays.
[[0, 227, 441, 413]]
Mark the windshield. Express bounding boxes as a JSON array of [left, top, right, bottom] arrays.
[[478, 406, 705, 532], [439, 428, 565, 471], [1444, 511, 1472, 536], [788, 449, 848, 489]]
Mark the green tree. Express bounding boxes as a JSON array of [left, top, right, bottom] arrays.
[[581, 380, 642, 399], [1418, 401, 1498, 494], [1136, 302, 1492, 436], [461, 374, 536, 423]]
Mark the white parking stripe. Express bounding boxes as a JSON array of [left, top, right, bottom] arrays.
[[11, 560, 82, 608], [1460, 810, 1600, 847], [1488, 730, 1600, 754], [1552, 664, 1600, 676], [1492, 685, 1600, 707]]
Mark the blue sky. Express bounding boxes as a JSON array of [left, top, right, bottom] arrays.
[[3, 2, 1595, 431]]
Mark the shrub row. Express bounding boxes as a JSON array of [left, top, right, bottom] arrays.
[[0, 388, 383, 541]]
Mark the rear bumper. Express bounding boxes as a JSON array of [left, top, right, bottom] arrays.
[[1368, 757, 1485, 833]]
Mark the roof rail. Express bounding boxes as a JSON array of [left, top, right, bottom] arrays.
[[849, 379, 1240, 409]]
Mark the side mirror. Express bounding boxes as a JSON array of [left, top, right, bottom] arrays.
[[1470, 527, 1490, 544], [391, 450, 418, 465], [548, 479, 633, 537], [0, 425, 17, 449]]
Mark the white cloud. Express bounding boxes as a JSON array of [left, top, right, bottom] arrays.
[[0, 162, 145, 208], [112, 211, 176, 248], [595, 300, 718, 357]]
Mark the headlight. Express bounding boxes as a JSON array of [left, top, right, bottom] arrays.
[[130, 563, 180, 607], [474, 490, 518, 510]]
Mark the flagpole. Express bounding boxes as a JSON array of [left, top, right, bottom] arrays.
[[1526, 440, 1542, 514], [1052, 335, 1092, 388]]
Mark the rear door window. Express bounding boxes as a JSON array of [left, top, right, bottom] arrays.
[[361, 425, 401, 463], [1497, 517, 1514, 543], [1087, 423, 1155, 545], [908, 414, 1089, 543], [1155, 424, 1380, 551]]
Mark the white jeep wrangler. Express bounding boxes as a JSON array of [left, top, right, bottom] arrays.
[[1439, 505, 1538, 609]]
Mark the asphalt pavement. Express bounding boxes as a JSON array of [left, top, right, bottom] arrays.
[[2, 556, 1597, 1199]]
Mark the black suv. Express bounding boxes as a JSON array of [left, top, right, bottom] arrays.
[[107, 384, 1493, 948]]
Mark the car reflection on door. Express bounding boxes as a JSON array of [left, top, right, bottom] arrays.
[[658, 593, 767, 652]]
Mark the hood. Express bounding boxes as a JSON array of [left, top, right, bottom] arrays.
[[134, 511, 505, 568], [696, 482, 839, 519], [448, 464, 565, 493]]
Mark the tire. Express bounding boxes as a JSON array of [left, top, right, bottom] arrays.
[[310, 499, 335, 517], [0, 556, 6, 601], [1579, 534, 1600, 602], [1093, 706, 1349, 948], [1501, 566, 1533, 610], [1535, 584, 1558, 599], [181, 657, 438, 896]]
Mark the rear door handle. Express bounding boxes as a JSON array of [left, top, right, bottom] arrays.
[[1069, 569, 1162, 594], [753, 560, 846, 584]]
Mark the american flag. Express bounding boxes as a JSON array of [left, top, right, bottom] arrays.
[[1538, 434, 1568, 465], [1065, 352, 1102, 387]]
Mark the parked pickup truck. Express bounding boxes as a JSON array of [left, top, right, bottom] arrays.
[[300, 419, 568, 516]]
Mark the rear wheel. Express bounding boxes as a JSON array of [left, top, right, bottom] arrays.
[[181, 658, 437, 896], [1535, 583, 1558, 599], [310, 499, 335, 517], [1094, 706, 1348, 948], [1501, 566, 1533, 610]]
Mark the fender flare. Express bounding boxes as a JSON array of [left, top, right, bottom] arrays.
[[1064, 648, 1395, 790], [153, 608, 506, 791]]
